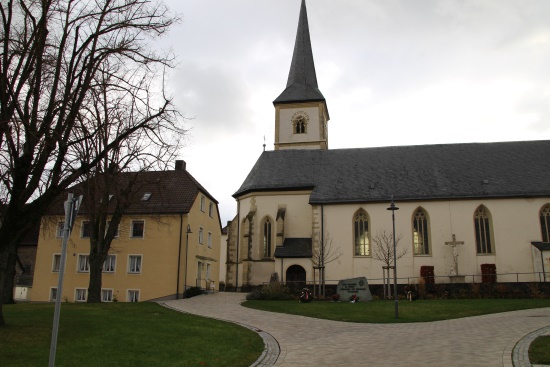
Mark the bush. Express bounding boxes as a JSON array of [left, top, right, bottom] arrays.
[[481, 264, 497, 283], [246, 283, 294, 301], [421, 266, 435, 285], [184, 287, 203, 299]]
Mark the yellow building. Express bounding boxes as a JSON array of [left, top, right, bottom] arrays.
[[32, 160, 221, 302]]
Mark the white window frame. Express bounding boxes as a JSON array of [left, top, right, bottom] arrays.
[[208, 232, 212, 248], [77, 254, 90, 273], [56, 222, 65, 238], [200, 195, 206, 212], [52, 254, 61, 272], [103, 255, 116, 273], [50, 287, 58, 302], [101, 289, 113, 302], [199, 227, 204, 245], [130, 220, 145, 238], [127, 289, 140, 302], [80, 220, 91, 238], [75, 288, 87, 302], [128, 255, 142, 274]]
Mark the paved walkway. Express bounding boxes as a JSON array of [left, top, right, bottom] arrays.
[[161, 294, 550, 367]]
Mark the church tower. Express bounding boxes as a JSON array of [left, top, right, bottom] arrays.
[[273, 0, 329, 151]]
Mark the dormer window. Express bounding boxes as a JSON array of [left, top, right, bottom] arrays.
[[141, 192, 152, 201]]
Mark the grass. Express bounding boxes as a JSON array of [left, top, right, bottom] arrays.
[[243, 298, 550, 323], [0, 302, 263, 367], [529, 335, 550, 364]]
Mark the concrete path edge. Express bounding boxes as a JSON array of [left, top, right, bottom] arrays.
[[511, 325, 550, 367], [159, 301, 280, 367]]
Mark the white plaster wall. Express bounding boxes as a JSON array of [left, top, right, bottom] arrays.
[[278, 107, 320, 145]]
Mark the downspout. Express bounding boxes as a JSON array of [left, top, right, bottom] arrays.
[[235, 199, 241, 291], [176, 213, 183, 299], [321, 205, 325, 297]]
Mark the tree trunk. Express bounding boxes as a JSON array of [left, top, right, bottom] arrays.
[[1, 245, 17, 304], [87, 250, 105, 303]]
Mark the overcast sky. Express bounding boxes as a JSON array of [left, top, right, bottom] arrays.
[[159, 0, 550, 225]]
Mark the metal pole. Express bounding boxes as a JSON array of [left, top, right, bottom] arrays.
[[387, 197, 399, 319], [49, 193, 80, 367]]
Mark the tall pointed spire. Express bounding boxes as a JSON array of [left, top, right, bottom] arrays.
[[274, 0, 325, 104]]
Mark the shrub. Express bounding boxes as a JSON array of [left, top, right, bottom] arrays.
[[184, 287, 203, 299], [481, 264, 497, 283], [421, 266, 435, 285], [246, 282, 294, 301]]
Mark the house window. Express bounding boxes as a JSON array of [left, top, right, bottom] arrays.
[[131, 220, 144, 238], [206, 263, 211, 280], [81, 221, 91, 238], [52, 254, 61, 272], [50, 288, 58, 302], [263, 218, 272, 258], [474, 206, 493, 254], [200, 196, 206, 212], [106, 221, 119, 238], [128, 255, 142, 274], [77, 254, 90, 272], [128, 290, 140, 302], [199, 227, 204, 245], [413, 208, 430, 255], [101, 289, 113, 302], [103, 255, 116, 272], [208, 232, 212, 248], [354, 210, 370, 256], [56, 222, 65, 238], [209, 202, 214, 217], [541, 204, 550, 242], [75, 288, 87, 302]]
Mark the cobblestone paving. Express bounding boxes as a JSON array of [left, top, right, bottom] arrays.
[[162, 294, 550, 367]]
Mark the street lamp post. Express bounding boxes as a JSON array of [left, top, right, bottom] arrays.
[[183, 224, 192, 298], [387, 197, 399, 319]]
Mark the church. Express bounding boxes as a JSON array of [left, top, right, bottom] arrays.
[[224, 0, 550, 291]]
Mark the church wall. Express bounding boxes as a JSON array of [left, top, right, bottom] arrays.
[[320, 197, 548, 285]]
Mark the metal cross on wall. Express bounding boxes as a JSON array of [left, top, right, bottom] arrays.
[[445, 234, 465, 276]]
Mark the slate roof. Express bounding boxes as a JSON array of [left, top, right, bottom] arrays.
[[48, 169, 218, 216], [274, 238, 312, 258], [273, 0, 325, 104], [234, 140, 550, 204]]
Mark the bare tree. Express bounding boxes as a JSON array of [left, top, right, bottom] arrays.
[[307, 232, 342, 298], [371, 229, 407, 299], [0, 0, 180, 325]]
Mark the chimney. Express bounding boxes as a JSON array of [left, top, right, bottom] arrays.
[[175, 160, 186, 171]]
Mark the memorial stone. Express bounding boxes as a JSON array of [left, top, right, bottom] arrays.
[[336, 277, 373, 302]]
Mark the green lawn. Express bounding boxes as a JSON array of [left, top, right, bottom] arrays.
[[0, 302, 263, 367], [529, 335, 550, 364], [243, 298, 550, 323]]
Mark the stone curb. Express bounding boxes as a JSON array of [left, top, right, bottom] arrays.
[[512, 325, 550, 367], [158, 301, 280, 366]]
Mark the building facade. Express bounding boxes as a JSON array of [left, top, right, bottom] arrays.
[[225, 0, 550, 289], [32, 161, 222, 302]]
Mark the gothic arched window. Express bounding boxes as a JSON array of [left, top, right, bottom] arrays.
[[412, 208, 430, 255], [262, 217, 273, 258], [474, 206, 493, 254], [354, 210, 370, 256], [540, 204, 550, 242], [293, 116, 307, 134]]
